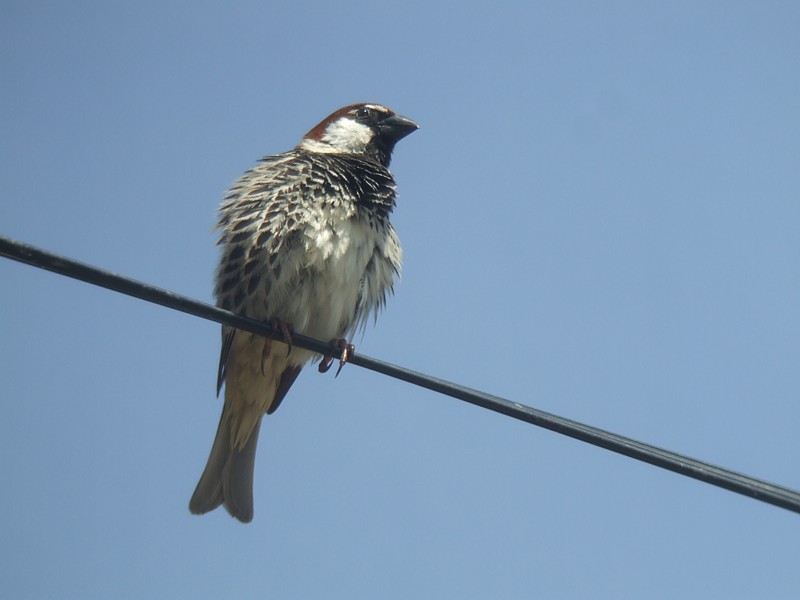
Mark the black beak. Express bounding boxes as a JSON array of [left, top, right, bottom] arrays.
[[378, 114, 419, 142]]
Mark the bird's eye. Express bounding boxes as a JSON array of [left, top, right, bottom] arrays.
[[356, 107, 371, 119]]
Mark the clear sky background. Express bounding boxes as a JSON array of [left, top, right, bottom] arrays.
[[2, 2, 799, 598]]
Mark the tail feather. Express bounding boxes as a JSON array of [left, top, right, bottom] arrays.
[[189, 413, 262, 523], [191, 331, 303, 523]]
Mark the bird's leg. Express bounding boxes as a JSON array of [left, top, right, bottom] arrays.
[[260, 319, 295, 375], [318, 339, 355, 377], [269, 318, 295, 355]]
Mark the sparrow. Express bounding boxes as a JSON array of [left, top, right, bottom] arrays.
[[189, 103, 418, 522]]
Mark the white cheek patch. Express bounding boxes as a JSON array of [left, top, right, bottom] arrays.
[[302, 118, 373, 154]]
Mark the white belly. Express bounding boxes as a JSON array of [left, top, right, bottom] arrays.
[[249, 204, 394, 356]]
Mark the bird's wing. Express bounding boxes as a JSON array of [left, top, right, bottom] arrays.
[[216, 326, 236, 396]]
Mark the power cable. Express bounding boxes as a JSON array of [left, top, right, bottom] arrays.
[[2, 234, 799, 515]]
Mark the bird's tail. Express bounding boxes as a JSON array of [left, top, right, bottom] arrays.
[[189, 409, 262, 523]]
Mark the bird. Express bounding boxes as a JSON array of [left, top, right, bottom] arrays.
[[189, 103, 418, 523]]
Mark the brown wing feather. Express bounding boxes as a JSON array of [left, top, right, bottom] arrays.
[[267, 365, 302, 415]]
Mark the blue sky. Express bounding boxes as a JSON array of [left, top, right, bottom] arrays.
[[2, 1, 799, 598]]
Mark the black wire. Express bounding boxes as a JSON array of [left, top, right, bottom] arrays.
[[2, 234, 799, 515]]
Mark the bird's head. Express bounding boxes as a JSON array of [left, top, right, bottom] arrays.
[[299, 103, 418, 166]]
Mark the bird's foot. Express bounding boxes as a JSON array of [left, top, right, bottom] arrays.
[[269, 318, 295, 355], [319, 339, 355, 377], [261, 319, 295, 374]]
